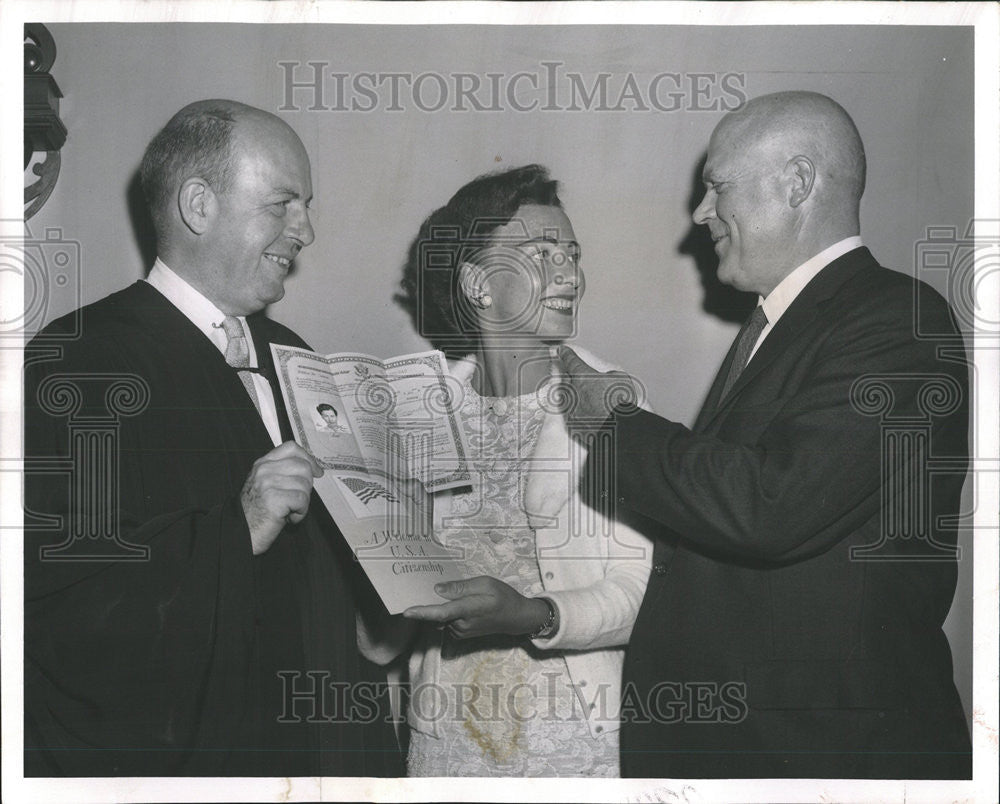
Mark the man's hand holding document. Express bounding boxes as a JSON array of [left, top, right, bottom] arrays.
[[272, 345, 474, 613]]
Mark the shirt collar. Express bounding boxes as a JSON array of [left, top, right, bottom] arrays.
[[145, 257, 243, 342], [760, 236, 863, 327]]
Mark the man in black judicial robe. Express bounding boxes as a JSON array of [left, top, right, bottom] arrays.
[[24, 100, 402, 777]]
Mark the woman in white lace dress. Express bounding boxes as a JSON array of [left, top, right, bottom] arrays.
[[372, 165, 653, 777]]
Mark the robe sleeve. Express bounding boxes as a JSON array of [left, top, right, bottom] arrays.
[[24, 331, 262, 776]]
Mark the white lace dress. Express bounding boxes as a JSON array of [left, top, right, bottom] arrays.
[[406, 378, 619, 777]]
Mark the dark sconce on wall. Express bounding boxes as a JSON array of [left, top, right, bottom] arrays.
[[25, 23, 67, 220]]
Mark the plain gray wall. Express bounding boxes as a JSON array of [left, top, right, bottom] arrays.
[[34, 23, 974, 725]]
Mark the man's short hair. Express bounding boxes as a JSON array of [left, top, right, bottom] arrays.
[[139, 101, 239, 236], [317, 403, 337, 416]]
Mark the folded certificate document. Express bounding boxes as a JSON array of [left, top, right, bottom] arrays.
[[271, 344, 474, 613]]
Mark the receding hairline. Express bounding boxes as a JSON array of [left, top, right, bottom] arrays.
[[169, 99, 305, 152], [140, 100, 310, 244], [179, 101, 311, 176], [719, 91, 849, 142], [172, 98, 281, 127], [712, 91, 866, 198]]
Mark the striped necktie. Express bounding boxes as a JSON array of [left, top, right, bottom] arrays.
[[220, 315, 261, 413], [719, 305, 768, 402]]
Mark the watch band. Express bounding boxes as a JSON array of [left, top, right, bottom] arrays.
[[529, 596, 558, 639]]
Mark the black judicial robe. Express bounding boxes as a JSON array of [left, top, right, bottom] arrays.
[[24, 281, 402, 777]]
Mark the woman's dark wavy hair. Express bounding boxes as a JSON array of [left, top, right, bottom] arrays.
[[395, 164, 562, 357]]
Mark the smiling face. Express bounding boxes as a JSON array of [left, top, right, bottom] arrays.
[[692, 119, 794, 297], [468, 204, 584, 342], [198, 117, 315, 315]]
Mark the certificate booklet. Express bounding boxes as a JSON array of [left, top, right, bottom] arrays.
[[271, 344, 474, 613]]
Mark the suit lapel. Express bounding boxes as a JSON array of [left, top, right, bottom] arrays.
[[130, 281, 227, 369], [133, 281, 277, 451], [698, 247, 876, 430]]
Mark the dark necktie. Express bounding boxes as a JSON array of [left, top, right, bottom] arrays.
[[719, 305, 768, 402], [220, 315, 261, 413]]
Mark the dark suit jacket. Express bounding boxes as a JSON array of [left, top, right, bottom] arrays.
[[24, 281, 402, 777], [600, 248, 971, 778]]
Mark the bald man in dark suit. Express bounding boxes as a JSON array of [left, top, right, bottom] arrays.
[[559, 91, 970, 779]]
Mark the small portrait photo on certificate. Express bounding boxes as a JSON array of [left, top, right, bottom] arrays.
[[313, 401, 351, 436]]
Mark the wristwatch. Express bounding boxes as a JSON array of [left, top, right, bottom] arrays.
[[529, 596, 559, 640]]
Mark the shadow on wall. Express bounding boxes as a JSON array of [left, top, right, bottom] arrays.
[[127, 169, 157, 276], [393, 154, 758, 360], [678, 153, 756, 326]]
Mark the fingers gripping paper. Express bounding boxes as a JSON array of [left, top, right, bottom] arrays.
[[272, 344, 475, 613]]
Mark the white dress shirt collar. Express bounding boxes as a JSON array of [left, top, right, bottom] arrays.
[[145, 258, 255, 360], [144, 258, 282, 446], [745, 236, 863, 363], [759, 236, 863, 328]]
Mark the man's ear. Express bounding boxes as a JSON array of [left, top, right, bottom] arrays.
[[177, 177, 216, 235], [458, 261, 487, 304], [786, 155, 815, 208]]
